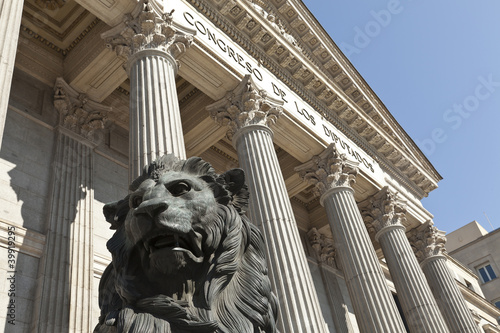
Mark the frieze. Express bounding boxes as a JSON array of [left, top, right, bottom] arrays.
[[181, 7, 377, 175]]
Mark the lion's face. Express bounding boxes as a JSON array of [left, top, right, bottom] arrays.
[[127, 171, 217, 276], [97, 155, 277, 333]]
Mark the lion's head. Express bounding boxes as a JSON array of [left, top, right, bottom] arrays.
[[95, 155, 278, 333]]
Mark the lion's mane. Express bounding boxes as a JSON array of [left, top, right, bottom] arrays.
[[95, 155, 278, 333]]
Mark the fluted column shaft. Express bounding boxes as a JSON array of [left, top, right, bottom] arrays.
[[320, 267, 355, 333], [0, 0, 24, 149], [308, 228, 354, 333], [322, 187, 406, 332], [102, 2, 194, 182], [409, 221, 480, 333], [421, 255, 480, 333], [297, 144, 406, 332], [233, 125, 328, 332], [363, 187, 449, 332], [377, 226, 449, 332], [128, 50, 186, 180], [33, 131, 94, 333], [31, 78, 108, 332]]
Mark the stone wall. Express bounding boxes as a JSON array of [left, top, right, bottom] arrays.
[[0, 69, 130, 331], [0, 71, 55, 331]]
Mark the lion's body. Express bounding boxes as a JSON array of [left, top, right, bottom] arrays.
[[95, 155, 278, 333]]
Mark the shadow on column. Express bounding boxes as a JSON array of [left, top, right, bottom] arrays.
[[5, 164, 86, 332], [392, 293, 410, 333]]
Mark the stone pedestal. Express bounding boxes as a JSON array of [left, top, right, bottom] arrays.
[[0, 0, 24, 149], [207, 75, 328, 332], [31, 78, 109, 332], [362, 187, 449, 333], [409, 221, 481, 333], [102, 1, 194, 181], [296, 144, 406, 333]]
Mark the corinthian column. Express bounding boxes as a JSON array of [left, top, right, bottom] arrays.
[[102, 0, 195, 181], [408, 221, 481, 333], [0, 0, 24, 149], [32, 78, 109, 332], [207, 75, 328, 333], [296, 144, 406, 333], [361, 187, 449, 333]]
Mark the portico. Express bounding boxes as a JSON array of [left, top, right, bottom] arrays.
[[1, 0, 498, 332]]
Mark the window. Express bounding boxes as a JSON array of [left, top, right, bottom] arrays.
[[495, 300, 500, 310], [477, 264, 497, 283]]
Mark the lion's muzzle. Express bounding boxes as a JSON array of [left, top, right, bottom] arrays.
[[134, 197, 169, 219]]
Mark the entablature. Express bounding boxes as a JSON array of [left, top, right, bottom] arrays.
[[185, 0, 441, 199]]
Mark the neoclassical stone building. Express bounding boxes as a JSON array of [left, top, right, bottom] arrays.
[[0, 0, 499, 332]]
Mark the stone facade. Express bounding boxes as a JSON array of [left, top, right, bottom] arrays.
[[0, 0, 499, 332], [447, 222, 500, 323]]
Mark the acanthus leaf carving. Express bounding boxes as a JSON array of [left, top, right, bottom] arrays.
[[102, 1, 194, 60], [54, 78, 110, 143], [206, 75, 283, 140], [360, 187, 407, 237], [407, 220, 447, 263], [295, 144, 359, 198], [308, 228, 336, 268]]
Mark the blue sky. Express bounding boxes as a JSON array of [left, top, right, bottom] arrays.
[[302, 0, 500, 234]]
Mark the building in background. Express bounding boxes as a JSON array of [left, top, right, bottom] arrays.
[[447, 221, 500, 311], [0, 0, 499, 332]]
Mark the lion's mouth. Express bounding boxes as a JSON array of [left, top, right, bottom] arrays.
[[144, 232, 204, 263]]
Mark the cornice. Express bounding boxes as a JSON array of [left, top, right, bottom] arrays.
[[448, 227, 500, 255], [267, 0, 440, 194], [272, 0, 441, 178], [186, 0, 438, 199]]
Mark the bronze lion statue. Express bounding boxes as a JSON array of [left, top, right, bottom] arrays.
[[95, 155, 278, 333]]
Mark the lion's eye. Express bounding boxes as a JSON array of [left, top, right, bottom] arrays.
[[168, 182, 191, 196], [130, 195, 143, 208]]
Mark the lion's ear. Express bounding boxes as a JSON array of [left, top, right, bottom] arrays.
[[103, 197, 130, 229], [221, 169, 249, 213], [222, 169, 245, 195]]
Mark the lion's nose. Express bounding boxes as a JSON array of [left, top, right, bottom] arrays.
[[134, 198, 169, 218]]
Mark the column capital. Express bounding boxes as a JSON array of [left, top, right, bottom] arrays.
[[101, 0, 195, 62], [408, 220, 448, 264], [54, 78, 110, 144], [207, 75, 284, 140], [295, 143, 359, 199], [308, 228, 337, 268], [360, 187, 407, 241]]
